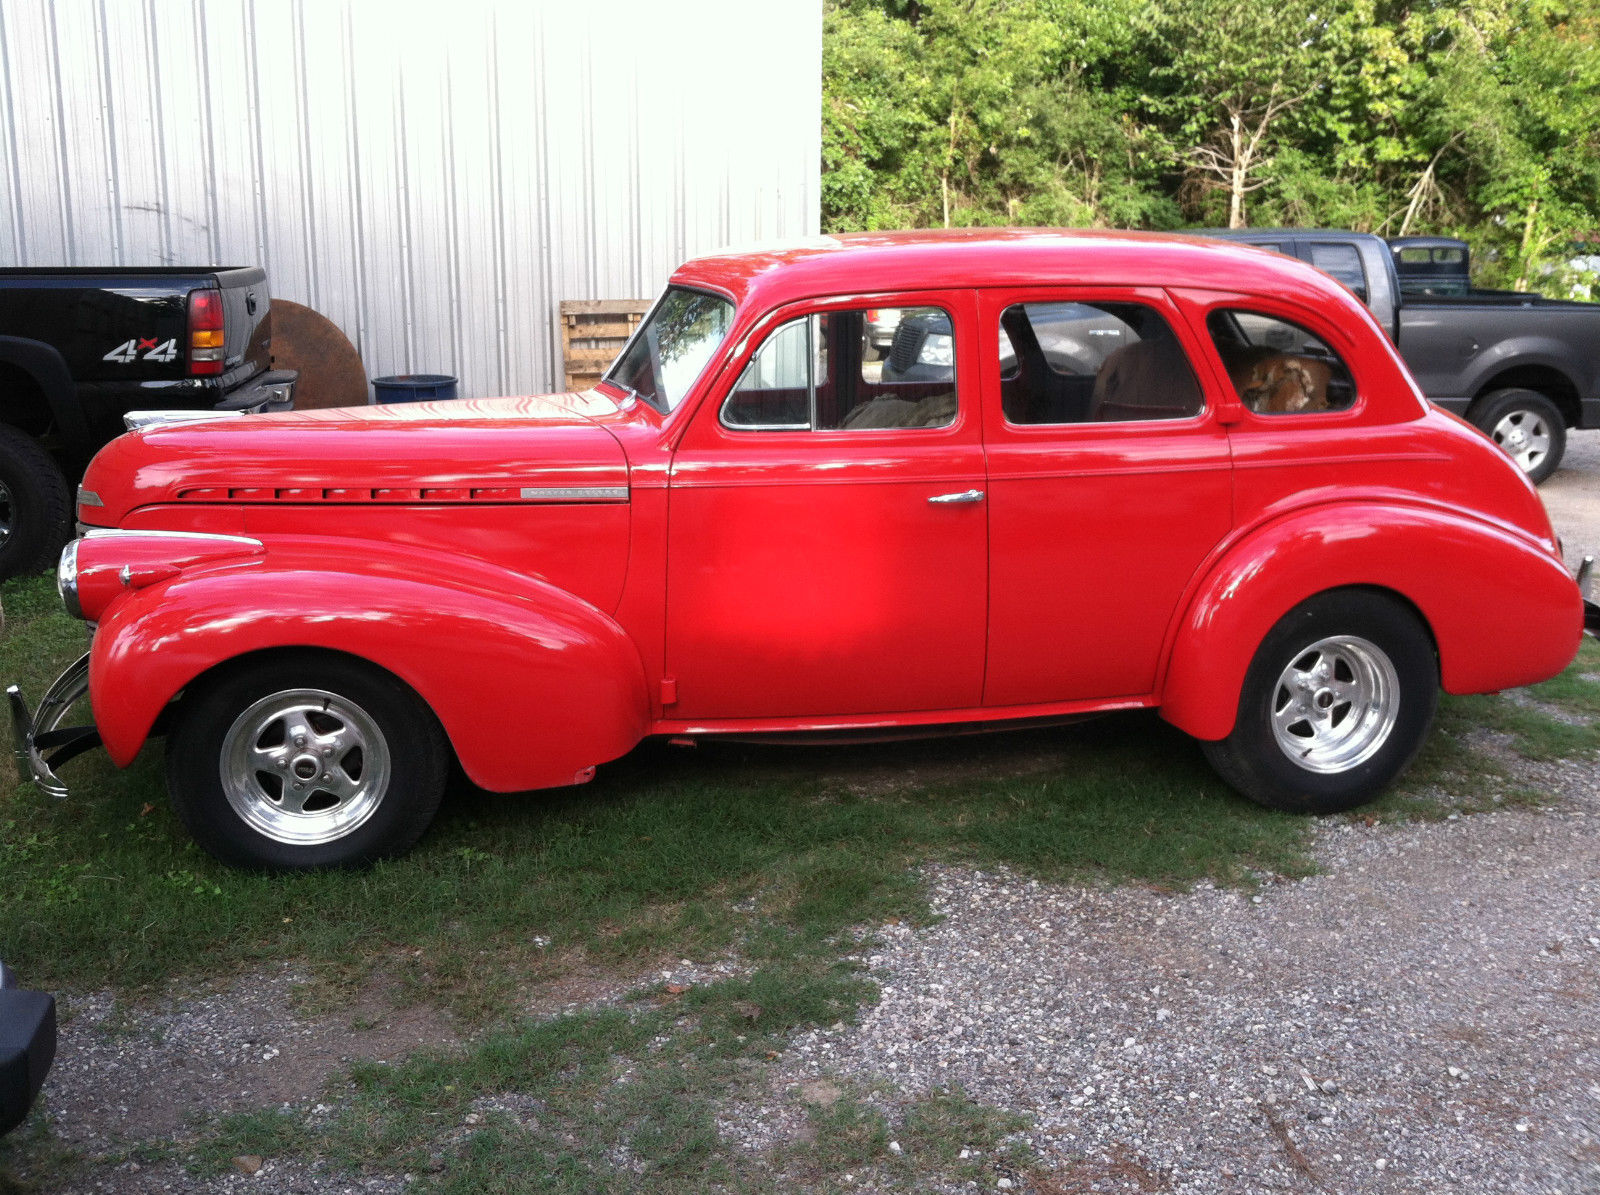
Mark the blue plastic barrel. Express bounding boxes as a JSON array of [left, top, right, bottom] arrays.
[[371, 374, 458, 403]]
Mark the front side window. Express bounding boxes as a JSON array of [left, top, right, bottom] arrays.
[[1206, 309, 1357, 414], [605, 286, 734, 413], [997, 301, 1203, 425], [721, 305, 957, 431]]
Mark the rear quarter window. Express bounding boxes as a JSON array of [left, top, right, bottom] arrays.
[[1206, 309, 1357, 414]]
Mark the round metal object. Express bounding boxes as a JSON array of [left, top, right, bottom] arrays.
[[267, 299, 369, 409], [1270, 635, 1400, 774], [0, 478, 13, 544], [1490, 407, 1552, 475], [220, 688, 391, 845]]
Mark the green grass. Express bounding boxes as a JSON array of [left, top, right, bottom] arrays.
[[3, 571, 1598, 1191], [0, 569, 1317, 1013], [189, 960, 1029, 1194]]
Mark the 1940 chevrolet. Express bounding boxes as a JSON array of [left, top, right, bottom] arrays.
[[11, 230, 1595, 870]]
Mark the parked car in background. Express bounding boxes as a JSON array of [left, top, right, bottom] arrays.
[[864, 307, 902, 357], [1207, 228, 1600, 482], [0, 959, 55, 1136], [0, 267, 296, 577], [883, 302, 1139, 391], [11, 230, 1591, 870]]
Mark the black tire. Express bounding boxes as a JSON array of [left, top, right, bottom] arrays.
[[166, 653, 449, 870], [1468, 388, 1566, 484], [0, 424, 73, 580], [1201, 590, 1438, 815]]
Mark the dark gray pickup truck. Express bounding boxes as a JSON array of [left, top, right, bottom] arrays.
[[0, 266, 295, 577], [1208, 230, 1600, 482]]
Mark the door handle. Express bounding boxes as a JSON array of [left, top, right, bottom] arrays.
[[928, 488, 984, 505]]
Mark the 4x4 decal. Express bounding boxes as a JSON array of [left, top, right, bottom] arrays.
[[103, 338, 178, 365]]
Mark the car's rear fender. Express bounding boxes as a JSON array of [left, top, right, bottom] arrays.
[[1159, 502, 1582, 741], [89, 538, 650, 792]]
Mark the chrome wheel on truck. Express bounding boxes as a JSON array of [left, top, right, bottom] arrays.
[[167, 654, 448, 869], [1203, 590, 1438, 815], [1471, 388, 1566, 484]]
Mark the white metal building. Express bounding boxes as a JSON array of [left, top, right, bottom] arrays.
[[0, 0, 822, 396]]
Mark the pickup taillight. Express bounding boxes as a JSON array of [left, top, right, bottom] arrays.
[[187, 288, 224, 376]]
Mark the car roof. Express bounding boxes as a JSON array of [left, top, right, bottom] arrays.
[[670, 228, 1367, 319]]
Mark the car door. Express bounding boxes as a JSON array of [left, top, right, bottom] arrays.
[[664, 291, 988, 721], [978, 287, 1234, 706]]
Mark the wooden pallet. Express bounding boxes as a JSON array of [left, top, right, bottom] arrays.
[[558, 299, 651, 391]]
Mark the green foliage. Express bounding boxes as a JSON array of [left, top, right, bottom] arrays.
[[823, 0, 1600, 283]]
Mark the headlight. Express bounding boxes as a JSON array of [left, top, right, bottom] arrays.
[[56, 540, 82, 620], [918, 333, 954, 367]]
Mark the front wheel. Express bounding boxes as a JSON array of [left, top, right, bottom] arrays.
[[1202, 591, 1438, 815], [0, 424, 72, 580], [166, 654, 448, 870], [1469, 388, 1566, 484]]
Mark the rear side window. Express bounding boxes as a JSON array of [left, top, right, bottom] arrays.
[[997, 301, 1202, 425], [1307, 242, 1368, 302], [721, 306, 958, 431], [1206, 310, 1357, 414]]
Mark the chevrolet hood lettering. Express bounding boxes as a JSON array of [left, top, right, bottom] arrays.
[[80, 393, 632, 523]]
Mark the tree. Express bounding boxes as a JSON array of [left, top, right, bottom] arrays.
[[819, 0, 1600, 297], [1138, 0, 1361, 228]]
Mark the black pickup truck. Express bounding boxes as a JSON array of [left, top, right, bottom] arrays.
[[1208, 230, 1600, 482], [0, 267, 296, 577]]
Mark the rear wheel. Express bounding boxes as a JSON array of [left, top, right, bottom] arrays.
[[1469, 388, 1566, 484], [0, 424, 72, 579], [166, 654, 449, 870], [1202, 591, 1438, 815]]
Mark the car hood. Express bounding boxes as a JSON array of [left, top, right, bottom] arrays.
[[80, 391, 635, 525]]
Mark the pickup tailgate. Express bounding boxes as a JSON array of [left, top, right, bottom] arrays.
[[212, 266, 271, 387]]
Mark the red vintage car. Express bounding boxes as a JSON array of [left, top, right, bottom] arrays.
[[11, 230, 1594, 870]]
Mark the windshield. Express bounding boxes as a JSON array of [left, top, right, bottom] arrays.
[[605, 286, 734, 412]]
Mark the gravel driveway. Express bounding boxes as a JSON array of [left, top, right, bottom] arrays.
[[15, 434, 1600, 1194], [1543, 428, 1600, 574], [779, 765, 1600, 1192]]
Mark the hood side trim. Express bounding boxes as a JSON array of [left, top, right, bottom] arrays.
[[519, 486, 628, 502]]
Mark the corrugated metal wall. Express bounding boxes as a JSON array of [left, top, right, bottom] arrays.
[[0, 0, 821, 397]]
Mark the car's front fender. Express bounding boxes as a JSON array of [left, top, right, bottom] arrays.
[[1159, 502, 1583, 741], [89, 538, 651, 792]]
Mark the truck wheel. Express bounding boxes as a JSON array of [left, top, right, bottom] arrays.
[[0, 425, 73, 579], [166, 654, 449, 870], [1201, 591, 1438, 815], [1469, 389, 1566, 484]]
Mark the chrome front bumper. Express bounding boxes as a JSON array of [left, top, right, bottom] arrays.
[[6, 653, 99, 799]]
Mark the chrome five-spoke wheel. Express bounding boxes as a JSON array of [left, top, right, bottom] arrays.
[[221, 689, 391, 845], [1269, 635, 1399, 773], [167, 655, 447, 870], [1202, 590, 1438, 816]]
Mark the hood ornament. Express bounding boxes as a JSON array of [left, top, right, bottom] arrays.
[[123, 410, 246, 433]]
